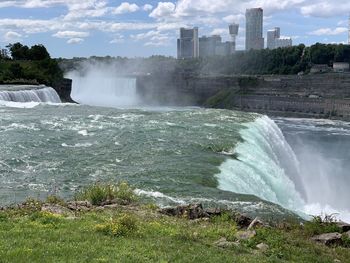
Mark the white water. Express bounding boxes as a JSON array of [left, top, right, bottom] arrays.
[[0, 87, 61, 104], [67, 70, 139, 107], [216, 116, 350, 222]]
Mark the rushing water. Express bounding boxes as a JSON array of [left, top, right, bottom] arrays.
[[0, 84, 349, 222]]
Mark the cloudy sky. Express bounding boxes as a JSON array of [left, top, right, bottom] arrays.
[[0, 0, 349, 58]]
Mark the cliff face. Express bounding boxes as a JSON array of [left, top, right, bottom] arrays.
[[136, 73, 350, 120], [52, 78, 75, 103]]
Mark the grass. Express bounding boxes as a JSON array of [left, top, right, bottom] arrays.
[[0, 183, 349, 262], [75, 181, 138, 206]]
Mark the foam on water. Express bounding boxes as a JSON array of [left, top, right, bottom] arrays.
[[0, 87, 61, 104]]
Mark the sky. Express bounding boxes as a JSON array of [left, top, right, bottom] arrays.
[[0, 0, 349, 58]]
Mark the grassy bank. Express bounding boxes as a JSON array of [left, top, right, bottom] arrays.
[[0, 183, 349, 262]]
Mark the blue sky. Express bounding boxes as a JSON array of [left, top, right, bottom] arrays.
[[0, 0, 349, 58]]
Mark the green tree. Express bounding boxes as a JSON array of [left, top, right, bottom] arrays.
[[6, 42, 29, 60], [28, 45, 50, 60]]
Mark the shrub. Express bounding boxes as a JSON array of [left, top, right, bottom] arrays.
[[75, 182, 137, 206], [95, 213, 138, 237], [29, 211, 62, 226], [46, 195, 66, 206], [304, 215, 341, 236]]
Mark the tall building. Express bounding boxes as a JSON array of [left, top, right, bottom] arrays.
[[229, 23, 239, 53], [267, 27, 280, 49], [177, 27, 199, 59], [348, 13, 350, 45], [245, 8, 264, 50], [199, 35, 222, 57], [267, 27, 292, 49]]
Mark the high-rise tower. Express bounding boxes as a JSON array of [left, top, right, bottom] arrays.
[[245, 8, 264, 50], [177, 27, 199, 59], [229, 23, 239, 53], [348, 13, 350, 45]]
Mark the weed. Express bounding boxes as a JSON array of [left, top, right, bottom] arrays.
[[75, 182, 137, 206], [96, 213, 138, 237]]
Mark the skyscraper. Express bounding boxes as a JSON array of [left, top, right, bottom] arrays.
[[267, 27, 292, 49], [229, 23, 239, 53], [245, 8, 264, 50], [177, 27, 199, 59], [267, 27, 280, 49]]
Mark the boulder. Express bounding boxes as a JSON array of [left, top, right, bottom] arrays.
[[214, 237, 239, 248], [41, 204, 72, 216], [345, 230, 350, 238], [256, 243, 269, 252], [311, 233, 343, 246], [205, 208, 224, 217], [67, 201, 92, 211], [159, 203, 209, 220], [336, 222, 350, 233], [233, 213, 253, 228], [235, 230, 256, 241], [247, 217, 264, 230]]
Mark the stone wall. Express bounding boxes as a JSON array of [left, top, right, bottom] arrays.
[[136, 73, 350, 120]]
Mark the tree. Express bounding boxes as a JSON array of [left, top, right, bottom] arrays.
[[9, 63, 23, 78], [28, 44, 50, 60], [6, 42, 29, 60]]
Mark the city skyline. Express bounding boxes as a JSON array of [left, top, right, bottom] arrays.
[[0, 1, 349, 58]]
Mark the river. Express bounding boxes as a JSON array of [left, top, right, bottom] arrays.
[[0, 84, 349, 222]]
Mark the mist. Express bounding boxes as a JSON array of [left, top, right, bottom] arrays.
[[65, 61, 141, 108]]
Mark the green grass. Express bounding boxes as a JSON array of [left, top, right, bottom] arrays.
[[0, 204, 349, 263], [75, 182, 138, 206]]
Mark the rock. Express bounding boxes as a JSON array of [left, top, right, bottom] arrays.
[[67, 201, 92, 211], [336, 222, 350, 233], [214, 237, 239, 248], [205, 208, 223, 217], [233, 213, 253, 228], [334, 259, 341, 263], [159, 203, 209, 220], [247, 217, 264, 230], [256, 243, 269, 252], [41, 204, 72, 216], [235, 230, 256, 241], [103, 204, 119, 209], [311, 233, 343, 246], [345, 230, 350, 238]]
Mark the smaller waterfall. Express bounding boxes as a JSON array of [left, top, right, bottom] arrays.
[[0, 87, 61, 103]]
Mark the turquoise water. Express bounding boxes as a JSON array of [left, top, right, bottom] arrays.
[[1, 85, 349, 222]]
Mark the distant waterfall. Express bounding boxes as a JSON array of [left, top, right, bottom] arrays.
[[0, 87, 61, 103], [216, 116, 306, 212]]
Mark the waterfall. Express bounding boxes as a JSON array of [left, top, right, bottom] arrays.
[[216, 116, 306, 213], [68, 70, 139, 107], [0, 87, 61, 103]]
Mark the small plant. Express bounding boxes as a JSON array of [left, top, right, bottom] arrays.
[[95, 213, 138, 237], [304, 214, 341, 236], [75, 182, 137, 206], [46, 195, 66, 206], [29, 211, 62, 226]]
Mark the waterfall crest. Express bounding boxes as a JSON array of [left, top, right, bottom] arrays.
[[0, 87, 61, 103], [216, 116, 306, 212]]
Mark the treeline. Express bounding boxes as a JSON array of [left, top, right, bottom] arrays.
[[59, 43, 350, 77], [0, 42, 63, 85], [177, 43, 350, 76]]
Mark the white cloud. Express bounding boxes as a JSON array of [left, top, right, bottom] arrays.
[[309, 27, 348, 36], [53, 31, 90, 38], [143, 4, 153, 12], [67, 38, 84, 44], [149, 2, 176, 19], [110, 34, 125, 44], [113, 2, 139, 15], [4, 31, 22, 41]]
